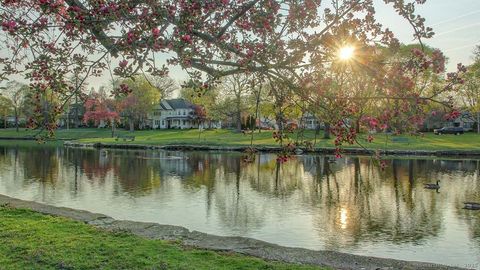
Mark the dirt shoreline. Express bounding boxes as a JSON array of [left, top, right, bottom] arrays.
[[62, 141, 480, 157], [0, 194, 468, 270]]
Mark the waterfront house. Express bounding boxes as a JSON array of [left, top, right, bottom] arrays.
[[149, 98, 197, 129]]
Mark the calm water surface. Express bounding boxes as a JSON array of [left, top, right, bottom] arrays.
[[0, 141, 479, 268]]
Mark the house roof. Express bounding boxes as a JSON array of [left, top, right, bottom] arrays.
[[164, 116, 194, 120], [164, 99, 194, 109]]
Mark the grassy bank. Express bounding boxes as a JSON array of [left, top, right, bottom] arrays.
[[0, 206, 323, 270], [0, 128, 479, 151]]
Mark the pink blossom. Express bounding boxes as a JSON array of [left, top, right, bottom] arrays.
[[181, 34, 192, 44], [119, 60, 128, 68], [152, 28, 160, 38], [369, 118, 378, 128]]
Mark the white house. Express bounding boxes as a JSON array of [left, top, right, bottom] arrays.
[[300, 113, 322, 130], [149, 99, 198, 129]]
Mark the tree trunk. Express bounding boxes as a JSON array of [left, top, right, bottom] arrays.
[[129, 117, 134, 132], [74, 95, 79, 128], [477, 111, 480, 134], [236, 110, 242, 131], [314, 122, 320, 146], [355, 118, 360, 133], [111, 118, 116, 138], [66, 106, 70, 130], [324, 122, 331, 139], [14, 107, 19, 132], [275, 113, 284, 146]]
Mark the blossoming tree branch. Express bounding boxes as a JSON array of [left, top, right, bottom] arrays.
[[0, 0, 466, 156]]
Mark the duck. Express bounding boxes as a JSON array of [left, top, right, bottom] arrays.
[[424, 180, 440, 190], [463, 202, 480, 210]]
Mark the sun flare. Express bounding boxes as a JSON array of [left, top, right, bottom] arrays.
[[338, 46, 355, 60]]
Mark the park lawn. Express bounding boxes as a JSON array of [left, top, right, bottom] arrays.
[[0, 128, 114, 140], [77, 129, 480, 151], [0, 207, 324, 270], [0, 128, 479, 151]]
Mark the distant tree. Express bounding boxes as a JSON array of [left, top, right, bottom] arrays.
[[145, 76, 178, 99], [4, 81, 28, 132], [119, 76, 161, 131], [0, 95, 13, 128], [83, 92, 119, 137], [66, 73, 89, 128], [221, 74, 252, 131], [460, 46, 480, 133], [180, 85, 220, 127]]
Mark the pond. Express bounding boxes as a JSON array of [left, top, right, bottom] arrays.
[[0, 141, 479, 268]]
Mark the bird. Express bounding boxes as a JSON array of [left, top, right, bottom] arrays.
[[424, 180, 440, 190], [463, 202, 480, 210]]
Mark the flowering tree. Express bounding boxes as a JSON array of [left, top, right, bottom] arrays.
[[83, 92, 119, 136], [0, 0, 466, 158], [297, 43, 465, 157]]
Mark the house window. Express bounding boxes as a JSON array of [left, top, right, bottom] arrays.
[[183, 120, 186, 125], [162, 120, 165, 125], [183, 110, 186, 115]]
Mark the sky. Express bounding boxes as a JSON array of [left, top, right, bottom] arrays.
[[374, 0, 480, 71]]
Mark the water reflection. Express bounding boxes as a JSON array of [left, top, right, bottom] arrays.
[[0, 141, 479, 267]]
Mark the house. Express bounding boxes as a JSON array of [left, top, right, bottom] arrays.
[[300, 113, 322, 130], [422, 111, 477, 132], [2, 116, 26, 128], [149, 99, 198, 129]]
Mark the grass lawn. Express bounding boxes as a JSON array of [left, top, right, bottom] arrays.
[[0, 206, 324, 270], [0, 128, 479, 151]]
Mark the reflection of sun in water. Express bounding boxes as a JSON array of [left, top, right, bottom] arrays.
[[340, 208, 348, 229], [338, 46, 355, 60]]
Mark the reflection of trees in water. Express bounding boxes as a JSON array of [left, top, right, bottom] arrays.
[[180, 153, 267, 233], [64, 147, 109, 184], [110, 151, 162, 195], [213, 156, 267, 234], [20, 147, 59, 185], [244, 154, 306, 198], [454, 159, 480, 244], [2, 144, 480, 249], [307, 157, 480, 250]]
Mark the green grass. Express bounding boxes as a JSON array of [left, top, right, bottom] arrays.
[[0, 128, 115, 140], [0, 128, 479, 151], [0, 206, 324, 270]]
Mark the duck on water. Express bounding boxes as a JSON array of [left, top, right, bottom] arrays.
[[464, 202, 480, 210], [424, 180, 440, 190]]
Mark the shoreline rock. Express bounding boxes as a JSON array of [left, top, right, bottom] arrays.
[[62, 141, 480, 158]]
